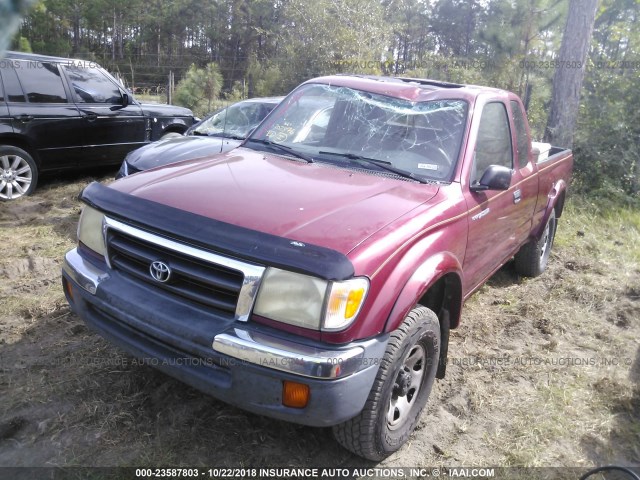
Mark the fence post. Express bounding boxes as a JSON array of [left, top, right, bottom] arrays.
[[167, 71, 174, 104]]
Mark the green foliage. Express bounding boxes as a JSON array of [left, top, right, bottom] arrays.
[[174, 63, 223, 117], [277, 0, 390, 86], [572, 0, 640, 200], [224, 81, 246, 102], [14, 36, 33, 52], [246, 56, 285, 97]]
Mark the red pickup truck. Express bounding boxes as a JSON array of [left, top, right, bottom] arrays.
[[62, 75, 572, 460]]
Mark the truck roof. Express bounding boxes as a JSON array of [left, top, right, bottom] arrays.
[[304, 74, 507, 103]]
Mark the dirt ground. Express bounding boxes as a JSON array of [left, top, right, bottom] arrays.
[[0, 171, 638, 477]]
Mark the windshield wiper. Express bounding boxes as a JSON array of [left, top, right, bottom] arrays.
[[318, 151, 428, 184], [247, 139, 314, 163], [221, 133, 246, 140]]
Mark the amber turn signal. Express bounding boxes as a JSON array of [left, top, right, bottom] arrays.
[[282, 381, 310, 408], [63, 277, 74, 303]]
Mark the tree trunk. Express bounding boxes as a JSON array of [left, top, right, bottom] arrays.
[[112, 9, 116, 61], [543, 0, 598, 148]]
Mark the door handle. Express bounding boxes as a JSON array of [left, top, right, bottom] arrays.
[[85, 112, 98, 122], [14, 114, 33, 123], [513, 189, 522, 204]]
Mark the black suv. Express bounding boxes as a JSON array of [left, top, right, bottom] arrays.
[[0, 51, 194, 200]]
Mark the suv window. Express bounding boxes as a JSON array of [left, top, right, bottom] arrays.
[[0, 62, 26, 103], [194, 102, 273, 138], [510, 100, 530, 168], [63, 65, 123, 104], [471, 102, 513, 184], [13, 60, 67, 103]]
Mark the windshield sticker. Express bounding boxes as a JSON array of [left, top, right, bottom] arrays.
[[417, 163, 439, 170], [267, 123, 295, 142]]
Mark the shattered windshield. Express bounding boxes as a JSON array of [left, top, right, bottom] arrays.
[[192, 101, 274, 139], [248, 83, 468, 182]]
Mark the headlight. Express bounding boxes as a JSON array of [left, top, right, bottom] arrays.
[[253, 267, 369, 331], [77, 206, 106, 257], [254, 268, 327, 329]]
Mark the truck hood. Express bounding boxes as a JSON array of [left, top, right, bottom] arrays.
[[139, 103, 193, 118], [111, 147, 440, 255], [125, 136, 242, 172]]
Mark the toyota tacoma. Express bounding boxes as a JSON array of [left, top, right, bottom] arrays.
[[62, 75, 573, 460]]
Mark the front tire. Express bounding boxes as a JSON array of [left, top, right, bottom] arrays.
[[333, 306, 440, 460], [514, 209, 556, 277], [0, 146, 38, 201]]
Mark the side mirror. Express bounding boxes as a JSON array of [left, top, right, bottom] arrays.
[[470, 165, 512, 192], [121, 93, 130, 107]]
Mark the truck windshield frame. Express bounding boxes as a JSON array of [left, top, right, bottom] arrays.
[[248, 83, 469, 182]]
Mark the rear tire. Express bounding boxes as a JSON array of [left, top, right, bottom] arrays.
[[0, 146, 38, 201], [514, 209, 556, 277], [332, 306, 440, 461]]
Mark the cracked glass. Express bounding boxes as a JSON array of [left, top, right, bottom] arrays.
[[249, 83, 468, 182], [192, 101, 276, 139]]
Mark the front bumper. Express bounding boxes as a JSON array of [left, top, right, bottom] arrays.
[[62, 248, 388, 426]]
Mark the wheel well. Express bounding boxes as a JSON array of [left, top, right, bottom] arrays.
[[417, 273, 462, 379], [162, 126, 187, 135], [0, 136, 39, 166], [417, 273, 462, 329]]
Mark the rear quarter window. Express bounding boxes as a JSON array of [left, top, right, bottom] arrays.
[[13, 60, 68, 103], [510, 100, 531, 168], [0, 61, 26, 103]]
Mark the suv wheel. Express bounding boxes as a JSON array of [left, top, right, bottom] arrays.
[[332, 306, 440, 460], [0, 146, 38, 201]]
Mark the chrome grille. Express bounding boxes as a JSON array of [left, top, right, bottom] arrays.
[[103, 216, 265, 320]]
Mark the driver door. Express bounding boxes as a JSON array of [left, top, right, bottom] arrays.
[[463, 101, 529, 293]]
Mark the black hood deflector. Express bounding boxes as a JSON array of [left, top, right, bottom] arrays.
[[80, 182, 355, 281]]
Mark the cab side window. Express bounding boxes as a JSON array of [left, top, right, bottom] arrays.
[[471, 102, 513, 184], [63, 65, 123, 104], [510, 100, 531, 168], [13, 61, 67, 103]]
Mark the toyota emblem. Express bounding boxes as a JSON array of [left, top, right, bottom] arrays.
[[149, 261, 171, 283]]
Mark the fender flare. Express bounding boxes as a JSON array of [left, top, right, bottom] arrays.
[[535, 179, 567, 239], [383, 252, 463, 379], [384, 251, 463, 334]]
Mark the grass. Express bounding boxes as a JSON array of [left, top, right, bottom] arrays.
[[555, 196, 640, 264]]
